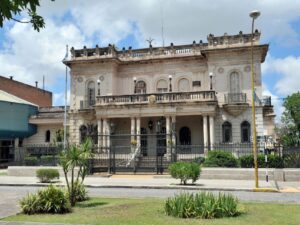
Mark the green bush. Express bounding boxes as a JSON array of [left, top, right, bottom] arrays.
[[20, 185, 71, 214], [239, 154, 284, 168], [284, 152, 300, 168], [67, 181, 88, 202], [24, 156, 38, 166], [165, 192, 240, 219], [36, 169, 59, 183], [203, 150, 238, 167], [193, 157, 205, 165], [169, 162, 200, 185]]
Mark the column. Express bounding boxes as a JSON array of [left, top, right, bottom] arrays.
[[209, 116, 215, 150], [102, 118, 108, 151], [107, 119, 111, 151], [97, 119, 102, 149], [171, 116, 176, 146], [131, 117, 136, 153], [136, 117, 141, 148], [166, 116, 171, 159], [203, 116, 208, 156]]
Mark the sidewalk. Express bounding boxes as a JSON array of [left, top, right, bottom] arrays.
[[0, 174, 292, 192]]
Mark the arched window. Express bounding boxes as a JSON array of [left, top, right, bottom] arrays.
[[222, 122, 232, 143], [135, 81, 147, 94], [80, 125, 87, 143], [241, 121, 251, 143], [45, 130, 51, 143], [156, 79, 168, 93], [229, 71, 240, 93], [87, 81, 95, 106], [179, 127, 191, 145], [178, 78, 190, 92]]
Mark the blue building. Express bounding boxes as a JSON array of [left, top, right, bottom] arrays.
[[0, 90, 38, 163]]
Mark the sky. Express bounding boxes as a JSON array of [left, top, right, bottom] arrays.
[[0, 0, 300, 122]]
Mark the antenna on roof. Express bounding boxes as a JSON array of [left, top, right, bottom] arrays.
[[146, 37, 154, 46], [43, 75, 45, 90], [160, 1, 165, 47]]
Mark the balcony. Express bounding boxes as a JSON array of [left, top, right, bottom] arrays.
[[223, 93, 248, 116], [96, 91, 216, 106], [224, 93, 247, 104]]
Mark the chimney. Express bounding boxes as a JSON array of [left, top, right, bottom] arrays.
[[9, 76, 13, 80], [35, 81, 38, 88]]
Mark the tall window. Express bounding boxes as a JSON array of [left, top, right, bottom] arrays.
[[156, 79, 168, 93], [135, 81, 147, 94], [80, 125, 87, 143], [87, 81, 95, 106], [222, 122, 232, 143], [229, 71, 240, 93], [241, 121, 251, 143], [178, 78, 190, 92], [45, 130, 51, 143], [179, 127, 191, 145]]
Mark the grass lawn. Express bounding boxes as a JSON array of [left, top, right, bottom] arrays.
[[3, 197, 300, 225]]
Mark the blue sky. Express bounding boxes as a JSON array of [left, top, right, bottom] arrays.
[[0, 0, 300, 122]]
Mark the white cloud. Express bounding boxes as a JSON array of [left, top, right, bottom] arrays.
[[37, 0, 300, 47], [0, 19, 85, 88], [53, 90, 70, 106], [263, 55, 300, 96]]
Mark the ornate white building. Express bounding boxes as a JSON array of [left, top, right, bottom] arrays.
[[58, 31, 275, 159]]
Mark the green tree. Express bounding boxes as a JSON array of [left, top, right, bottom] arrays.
[[59, 138, 93, 206], [277, 92, 300, 146], [0, 0, 54, 31]]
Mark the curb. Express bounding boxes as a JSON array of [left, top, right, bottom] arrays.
[[0, 183, 276, 192]]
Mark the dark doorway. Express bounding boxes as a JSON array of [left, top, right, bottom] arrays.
[[179, 127, 191, 145], [141, 128, 148, 156]]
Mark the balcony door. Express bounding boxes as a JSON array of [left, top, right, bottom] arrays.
[[229, 72, 241, 102]]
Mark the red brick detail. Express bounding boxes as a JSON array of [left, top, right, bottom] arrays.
[[0, 76, 52, 107]]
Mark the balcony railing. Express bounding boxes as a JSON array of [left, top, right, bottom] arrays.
[[96, 91, 216, 105], [224, 93, 247, 104], [261, 96, 272, 106]]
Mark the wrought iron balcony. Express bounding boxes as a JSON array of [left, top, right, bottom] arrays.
[[96, 91, 216, 106], [261, 96, 272, 106], [224, 93, 247, 104]]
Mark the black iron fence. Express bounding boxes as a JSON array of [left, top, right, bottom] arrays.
[[3, 135, 300, 172]]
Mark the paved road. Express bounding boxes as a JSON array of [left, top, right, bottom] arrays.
[[1, 186, 300, 223]]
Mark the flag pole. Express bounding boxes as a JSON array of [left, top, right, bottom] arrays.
[[63, 45, 68, 149]]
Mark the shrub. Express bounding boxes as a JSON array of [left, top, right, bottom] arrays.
[[284, 152, 300, 168], [193, 157, 205, 165], [169, 162, 200, 185], [203, 150, 238, 167], [24, 156, 38, 166], [67, 181, 88, 202], [36, 169, 59, 183], [239, 154, 284, 168], [165, 192, 240, 219], [20, 185, 71, 214]]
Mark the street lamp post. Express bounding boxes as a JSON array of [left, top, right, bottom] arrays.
[[250, 10, 261, 189]]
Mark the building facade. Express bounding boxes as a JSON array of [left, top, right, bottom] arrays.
[[63, 31, 275, 162]]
